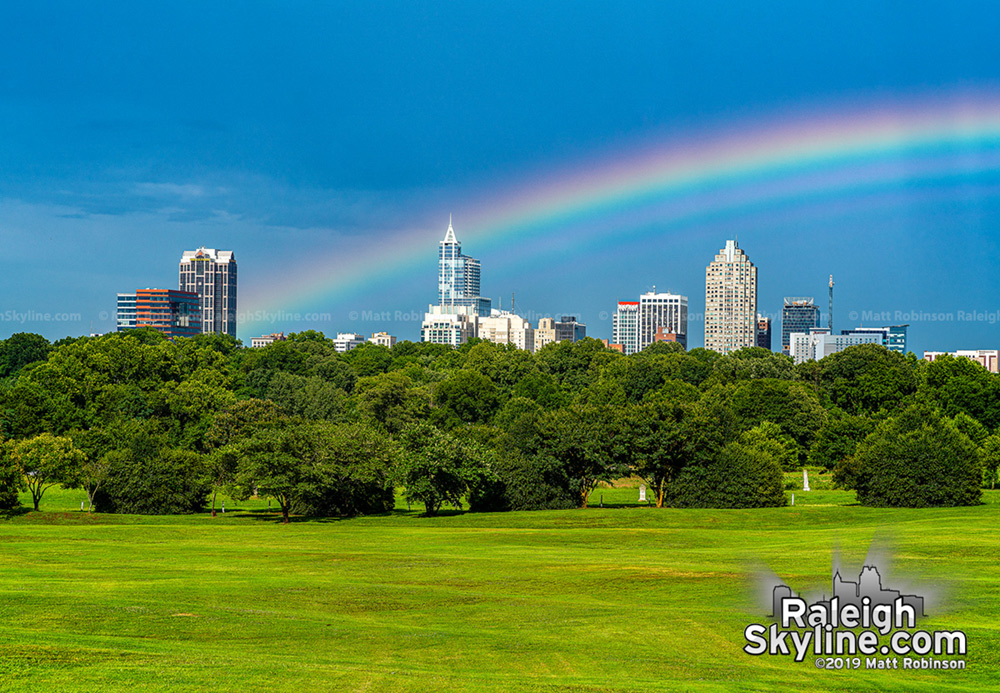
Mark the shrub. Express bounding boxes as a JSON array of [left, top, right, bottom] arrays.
[[667, 426, 787, 508], [467, 451, 577, 512], [836, 404, 982, 507], [94, 446, 210, 514]]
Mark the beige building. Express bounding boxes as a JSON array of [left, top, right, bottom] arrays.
[[369, 331, 397, 348], [924, 350, 1000, 373], [478, 311, 535, 352], [250, 332, 285, 349], [535, 318, 556, 352], [704, 239, 757, 354]]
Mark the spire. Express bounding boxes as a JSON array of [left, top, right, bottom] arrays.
[[442, 214, 457, 244]]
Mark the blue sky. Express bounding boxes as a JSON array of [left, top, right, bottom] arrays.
[[2, 1, 999, 353]]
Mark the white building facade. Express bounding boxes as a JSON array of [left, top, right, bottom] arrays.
[[639, 291, 688, 350], [369, 331, 397, 348], [612, 301, 640, 355], [478, 311, 535, 352], [332, 332, 367, 353]]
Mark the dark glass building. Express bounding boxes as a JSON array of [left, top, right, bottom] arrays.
[[135, 289, 201, 339], [781, 298, 820, 354]]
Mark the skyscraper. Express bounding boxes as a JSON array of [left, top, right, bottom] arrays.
[[421, 217, 491, 346], [639, 291, 688, 350], [437, 216, 491, 316], [781, 297, 820, 354], [179, 248, 238, 337], [704, 240, 757, 354]]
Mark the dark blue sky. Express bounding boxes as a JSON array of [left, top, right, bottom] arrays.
[[2, 1, 999, 352]]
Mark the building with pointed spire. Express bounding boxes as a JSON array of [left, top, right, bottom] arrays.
[[421, 217, 491, 346], [438, 215, 491, 317], [704, 239, 757, 354]]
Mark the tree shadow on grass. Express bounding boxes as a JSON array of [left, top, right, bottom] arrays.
[[0, 507, 31, 521]]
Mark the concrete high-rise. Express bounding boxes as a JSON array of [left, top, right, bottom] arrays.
[[781, 298, 820, 354], [179, 247, 237, 337], [704, 240, 757, 354]]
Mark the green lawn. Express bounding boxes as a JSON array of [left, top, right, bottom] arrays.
[[1, 485, 998, 692]]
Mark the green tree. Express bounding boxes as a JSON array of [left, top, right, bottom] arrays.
[[819, 344, 918, 415], [0, 332, 52, 377], [6, 433, 86, 511], [433, 369, 500, 426], [396, 422, 477, 515], [536, 403, 629, 508], [836, 404, 982, 507], [342, 343, 393, 377], [981, 434, 1000, 489], [711, 347, 795, 383], [807, 415, 874, 470], [353, 372, 432, 434], [0, 438, 25, 510], [291, 423, 396, 517], [920, 354, 1000, 429]]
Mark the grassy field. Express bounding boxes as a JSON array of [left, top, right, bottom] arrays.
[[1, 481, 997, 692]]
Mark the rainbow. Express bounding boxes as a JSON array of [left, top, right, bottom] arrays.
[[240, 92, 1000, 336]]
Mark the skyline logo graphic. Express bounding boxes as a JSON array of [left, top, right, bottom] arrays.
[[745, 544, 967, 671]]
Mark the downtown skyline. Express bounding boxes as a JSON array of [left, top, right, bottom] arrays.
[[2, 2, 1000, 354]]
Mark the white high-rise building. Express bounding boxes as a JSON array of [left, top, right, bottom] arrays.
[[179, 247, 238, 337], [705, 240, 757, 354], [332, 332, 367, 353], [639, 291, 688, 350], [612, 301, 640, 355], [420, 305, 478, 347]]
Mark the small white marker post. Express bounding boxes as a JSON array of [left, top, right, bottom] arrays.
[[803, 469, 811, 492], [791, 493, 795, 506]]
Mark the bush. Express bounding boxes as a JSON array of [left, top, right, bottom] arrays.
[[467, 452, 577, 512], [836, 404, 982, 507], [667, 427, 787, 508], [94, 446, 210, 514]]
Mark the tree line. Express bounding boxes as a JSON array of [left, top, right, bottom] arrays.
[[0, 329, 993, 518]]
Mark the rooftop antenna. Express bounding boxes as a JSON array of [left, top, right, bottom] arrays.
[[511, 291, 515, 315], [829, 275, 835, 332]]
